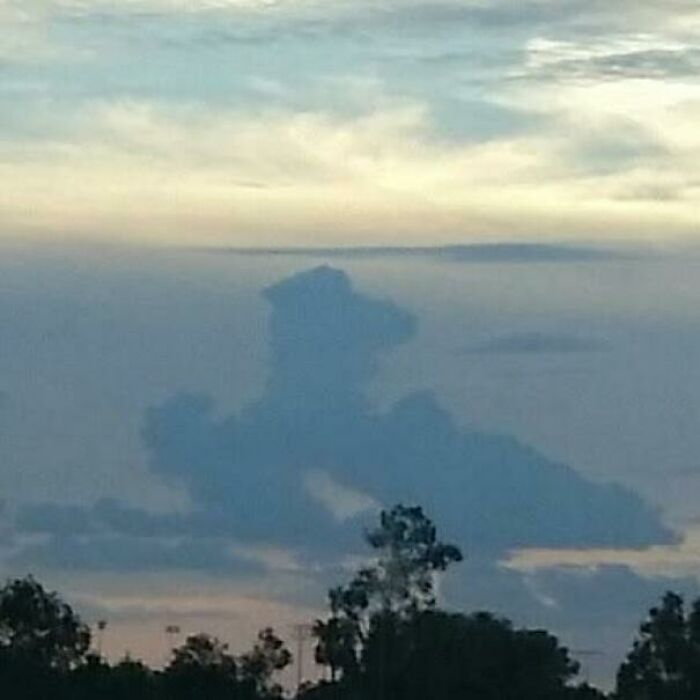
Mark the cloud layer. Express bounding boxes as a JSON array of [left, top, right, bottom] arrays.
[[1, 0, 700, 245], [13, 266, 676, 575]]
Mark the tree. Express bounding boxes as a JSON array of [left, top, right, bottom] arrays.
[[0, 575, 90, 671], [336, 504, 463, 618], [373, 610, 580, 700], [616, 591, 700, 700], [239, 627, 292, 698], [313, 616, 360, 682], [303, 609, 583, 700], [163, 633, 239, 700], [313, 504, 463, 684], [68, 653, 158, 700], [566, 684, 609, 699]]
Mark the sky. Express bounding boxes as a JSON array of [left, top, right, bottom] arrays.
[[2, 0, 700, 246], [1, 0, 700, 690]]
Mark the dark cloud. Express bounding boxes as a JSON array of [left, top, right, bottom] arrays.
[[532, 564, 698, 627], [17, 502, 95, 536], [521, 47, 700, 84], [54, 1, 563, 51], [140, 267, 674, 554], [465, 332, 610, 355], [372, 1, 587, 32], [590, 48, 700, 80], [449, 559, 698, 626], [17, 498, 191, 539], [13, 266, 676, 574], [354, 0, 700, 40], [10, 533, 264, 576], [196, 243, 624, 264]]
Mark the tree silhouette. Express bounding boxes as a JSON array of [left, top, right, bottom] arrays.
[[313, 616, 359, 682], [344, 504, 463, 617], [68, 653, 157, 700], [616, 591, 700, 700], [303, 609, 588, 700], [163, 633, 239, 700], [313, 504, 463, 683], [363, 610, 581, 700], [0, 575, 90, 670], [239, 627, 292, 698]]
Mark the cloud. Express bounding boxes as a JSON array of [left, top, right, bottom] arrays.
[[450, 558, 698, 624], [11, 0, 700, 32], [17, 502, 95, 536], [527, 564, 699, 631], [10, 534, 265, 575], [141, 268, 678, 555], [1, 98, 697, 246], [4, 0, 700, 248], [506, 524, 700, 581], [303, 470, 379, 522], [18, 498, 182, 538], [517, 35, 700, 83], [203, 243, 623, 263], [14, 265, 674, 575], [465, 332, 610, 356]]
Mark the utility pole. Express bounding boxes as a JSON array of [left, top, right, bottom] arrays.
[[164, 624, 182, 666], [96, 620, 107, 659], [291, 623, 313, 692]]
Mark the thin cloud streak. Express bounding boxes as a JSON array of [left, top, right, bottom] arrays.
[[197, 243, 626, 263]]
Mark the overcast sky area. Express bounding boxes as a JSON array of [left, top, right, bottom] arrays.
[[2, 0, 700, 689]]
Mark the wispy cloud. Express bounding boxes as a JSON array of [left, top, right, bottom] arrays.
[[515, 34, 700, 84], [1, 0, 699, 246], [202, 243, 623, 263], [2, 97, 699, 246], [303, 469, 379, 522], [506, 524, 700, 581], [465, 332, 610, 356]]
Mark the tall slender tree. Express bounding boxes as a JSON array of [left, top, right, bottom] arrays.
[[239, 627, 292, 698], [313, 504, 463, 683]]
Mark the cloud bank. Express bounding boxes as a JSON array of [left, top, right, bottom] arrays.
[[14, 266, 676, 575]]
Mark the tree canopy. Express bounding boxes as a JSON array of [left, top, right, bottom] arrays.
[[0, 575, 90, 671]]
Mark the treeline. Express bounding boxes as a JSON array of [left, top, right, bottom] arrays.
[[1, 505, 699, 699]]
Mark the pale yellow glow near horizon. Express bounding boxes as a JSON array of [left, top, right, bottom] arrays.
[[2, 96, 699, 249]]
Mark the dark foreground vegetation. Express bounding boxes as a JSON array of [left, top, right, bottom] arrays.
[[1, 505, 698, 699]]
